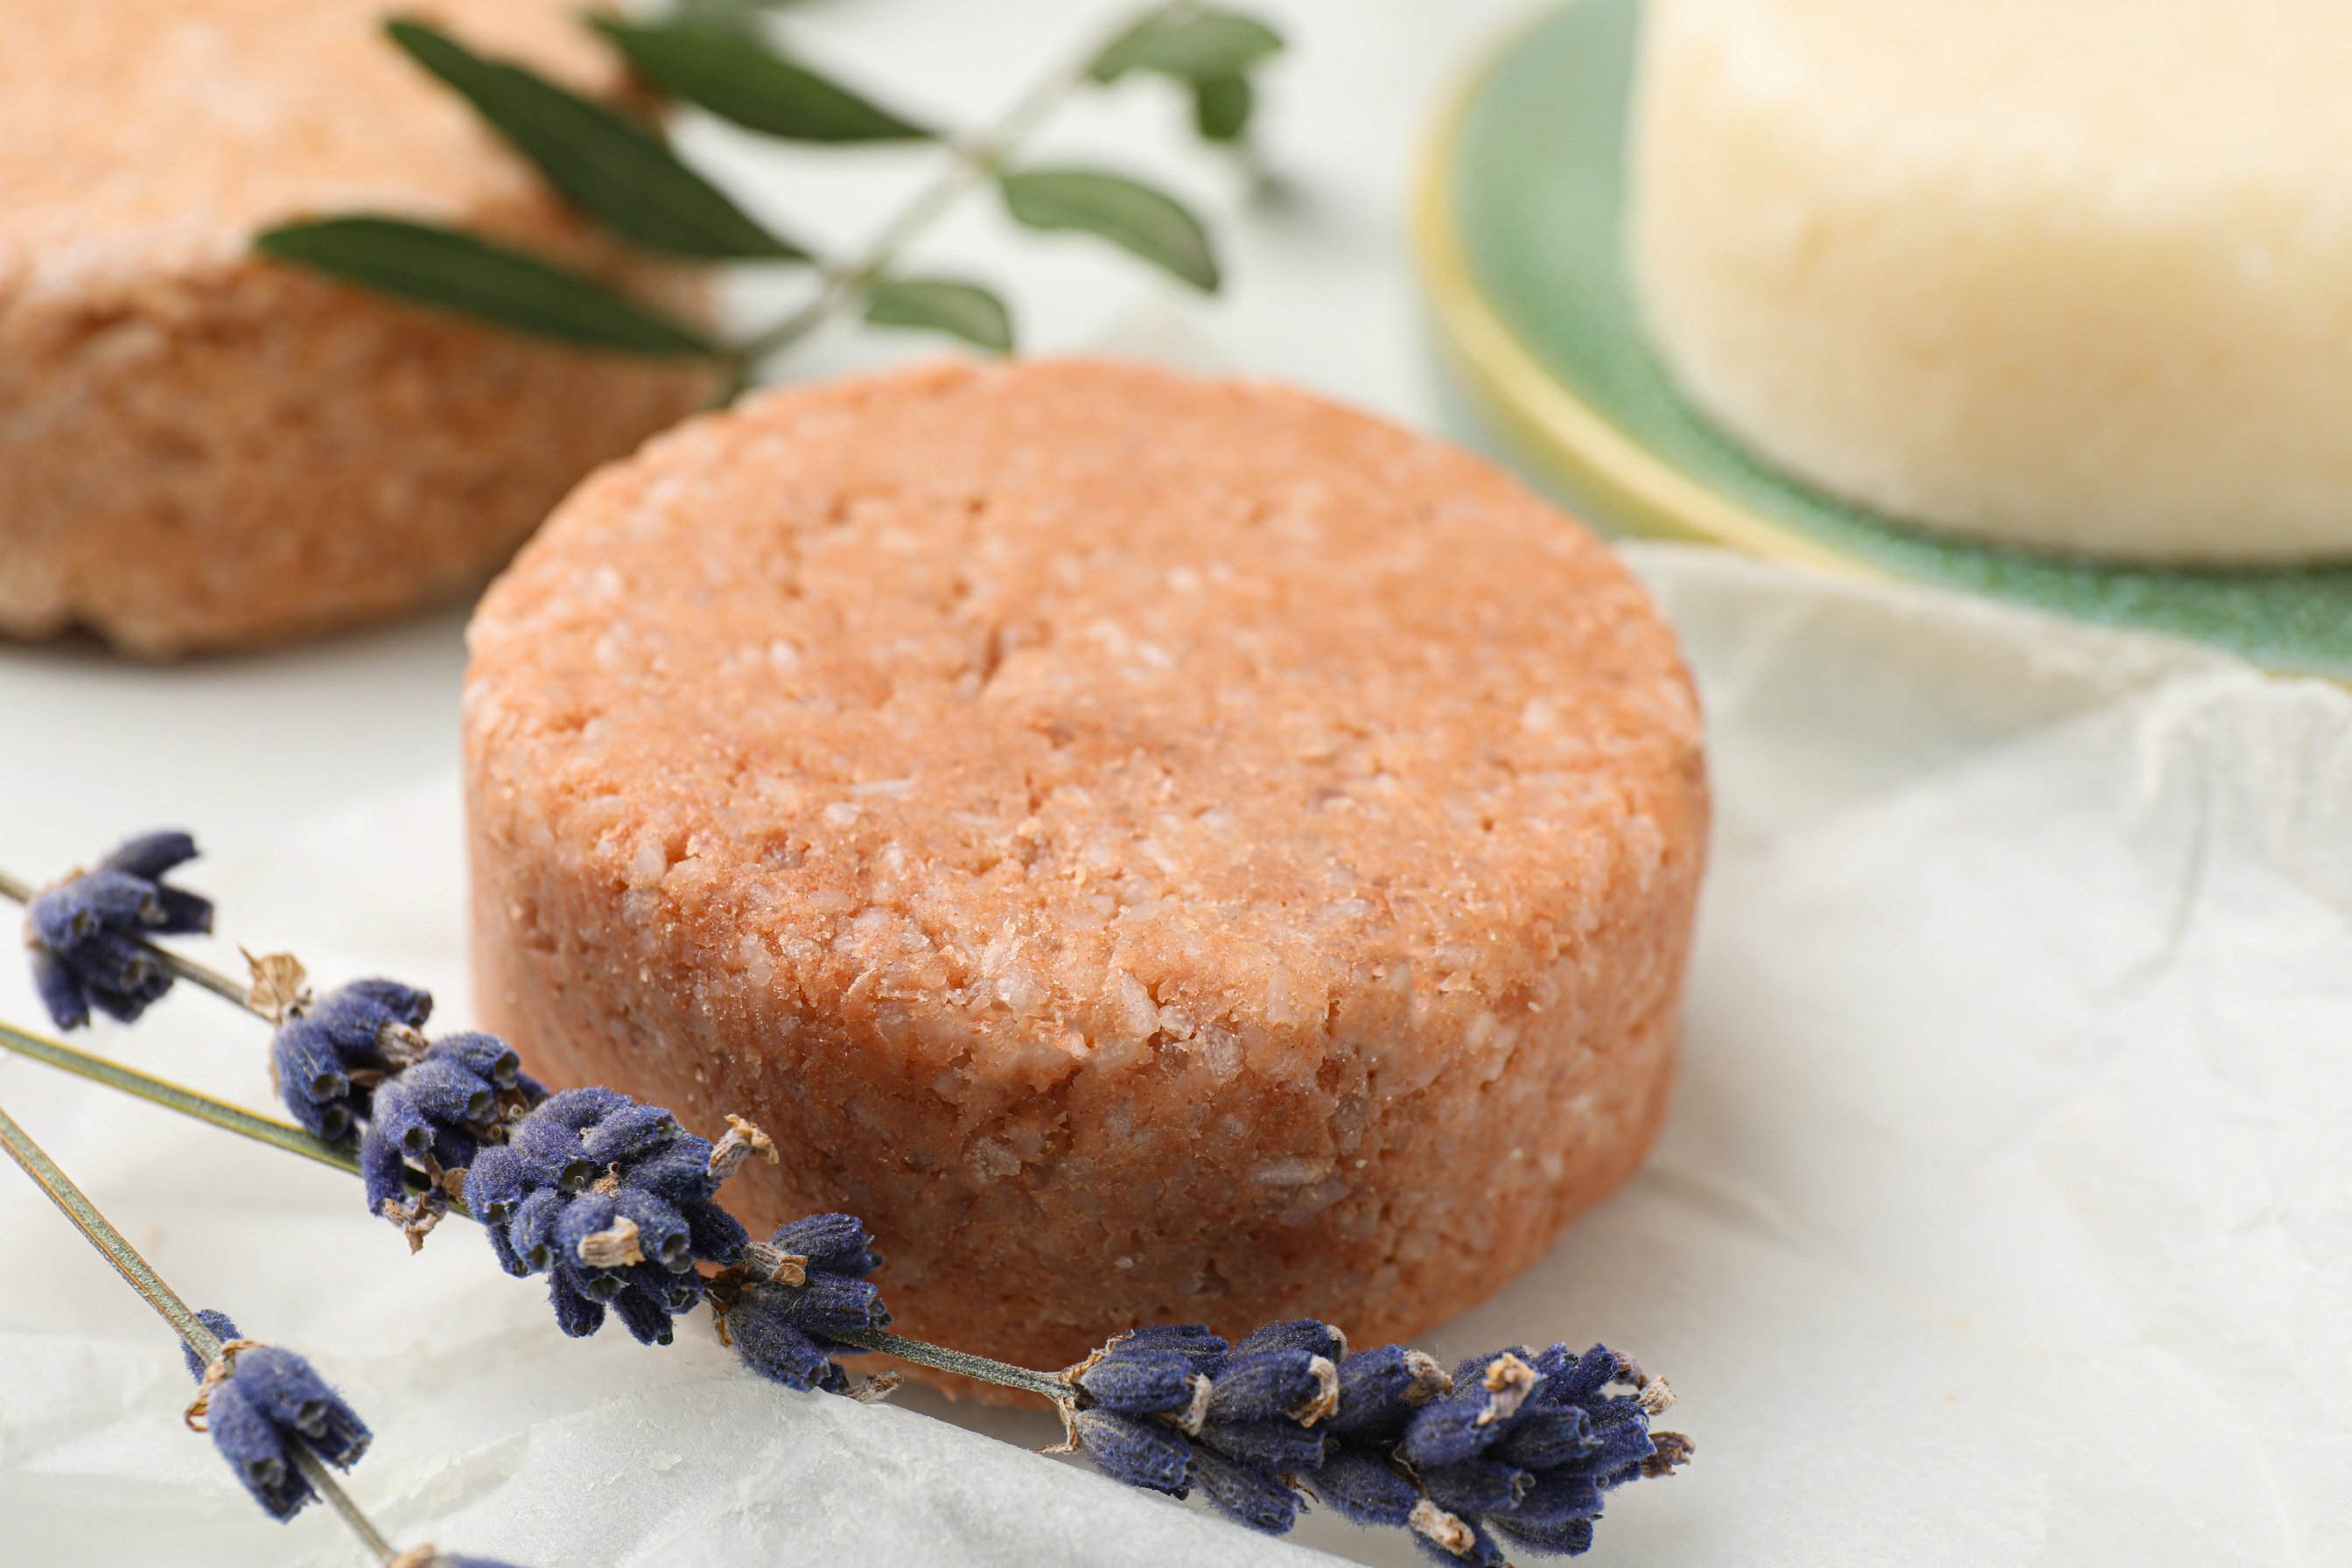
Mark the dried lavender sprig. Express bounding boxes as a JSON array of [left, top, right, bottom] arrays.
[[0, 1018, 1054, 1399], [0, 1018, 1691, 1556], [0, 1096, 519, 1566], [4, 838, 1695, 1552], [0, 852, 262, 1019], [10, 834, 228, 1028]]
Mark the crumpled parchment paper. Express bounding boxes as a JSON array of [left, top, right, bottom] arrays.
[[2, 546, 2343, 1566]]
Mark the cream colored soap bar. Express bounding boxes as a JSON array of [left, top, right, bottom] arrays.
[[1629, 0, 2352, 563], [0, 0, 715, 655]]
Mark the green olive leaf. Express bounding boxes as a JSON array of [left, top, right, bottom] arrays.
[[862, 276, 1014, 354], [386, 17, 805, 260], [1089, 10, 1284, 85], [255, 217, 719, 355], [998, 168, 1219, 292], [592, 19, 931, 143], [658, 0, 786, 35], [1192, 74, 1253, 143]]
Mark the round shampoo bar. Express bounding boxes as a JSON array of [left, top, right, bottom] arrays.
[[0, 0, 715, 655], [464, 360, 1708, 1379], [1629, 0, 2352, 563]]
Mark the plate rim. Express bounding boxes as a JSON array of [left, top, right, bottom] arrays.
[[1411, 0, 1888, 585]]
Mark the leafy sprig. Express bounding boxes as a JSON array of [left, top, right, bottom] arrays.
[[256, 3, 1284, 372]]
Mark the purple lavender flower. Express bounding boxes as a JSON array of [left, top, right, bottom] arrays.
[[1384, 1343, 1690, 1562], [360, 1030, 548, 1244], [270, 978, 436, 1144], [1068, 1324, 1690, 1559], [1065, 1320, 1331, 1534], [712, 1213, 891, 1392], [463, 1087, 751, 1346], [268, 977, 556, 1246], [24, 831, 212, 1030], [178, 1309, 371, 1522]]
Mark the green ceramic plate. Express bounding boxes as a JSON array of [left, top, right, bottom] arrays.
[[1416, 0, 2352, 677]]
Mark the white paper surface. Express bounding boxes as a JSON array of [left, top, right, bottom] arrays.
[[2, 547, 2347, 1567]]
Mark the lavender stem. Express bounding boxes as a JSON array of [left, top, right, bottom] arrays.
[[0, 1096, 403, 1564], [0, 1017, 1068, 1404]]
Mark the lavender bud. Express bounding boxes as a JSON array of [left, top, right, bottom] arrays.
[[424, 1031, 517, 1089], [1194, 1414, 1325, 1473], [729, 1300, 837, 1390], [512, 1113, 598, 1194], [611, 1280, 680, 1347], [740, 1270, 888, 1340], [507, 1188, 563, 1272], [49, 871, 163, 933], [178, 1310, 370, 1523], [578, 1102, 678, 1166], [1586, 1410, 1658, 1487], [1188, 1447, 1298, 1534], [1203, 1348, 1330, 1426], [1419, 1458, 1532, 1518], [1075, 1348, 1202, 1415], [180, 1308, 242, 1380], [1307, 1447, 1422, 1528], [463, 1145, 528, 1223], [359, 1124, 413, 1217], [1489, 1405, 1592, 1470], [1231, 1320, 1347, 1362], [368, 1079, 436, 1158], [22, 831, 210, 1029], [1104, 1323, 1227, 1375], [1070, 1408, 1193, 1494], [1497, 1471, 1602, 1539], [231, 1348, 371, 1466], [1492, 1512, 1595, 1557], [622, 1140, 721, 1204], [718, 1213, 888, 1391], [30, 946, 87, 1031], [206, 1381, 304, 1519], [553, 1191, 623, 1268], [680, 1198, 748, 1267], [1328, 1345, 1452, 1442], [98, 830, 197, 880], [272, 1019, 352, 1105], [769, 1212, 881, 1278], [334, 976, 432, 1027], [548, 1271, 606, 1338], [396, 1057, 498, 1126], [612, 1188, 694, 1270]]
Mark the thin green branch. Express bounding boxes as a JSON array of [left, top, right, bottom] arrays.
[[0, 1018, 1064, 1402], [734, 0, 1196, 367], [0, 1096, 401, 1564]]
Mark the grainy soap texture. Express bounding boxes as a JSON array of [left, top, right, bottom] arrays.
[[1630, 0, 2352, 564], [0, 0, 716, 656], [463, 360, 1708, 1382]]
